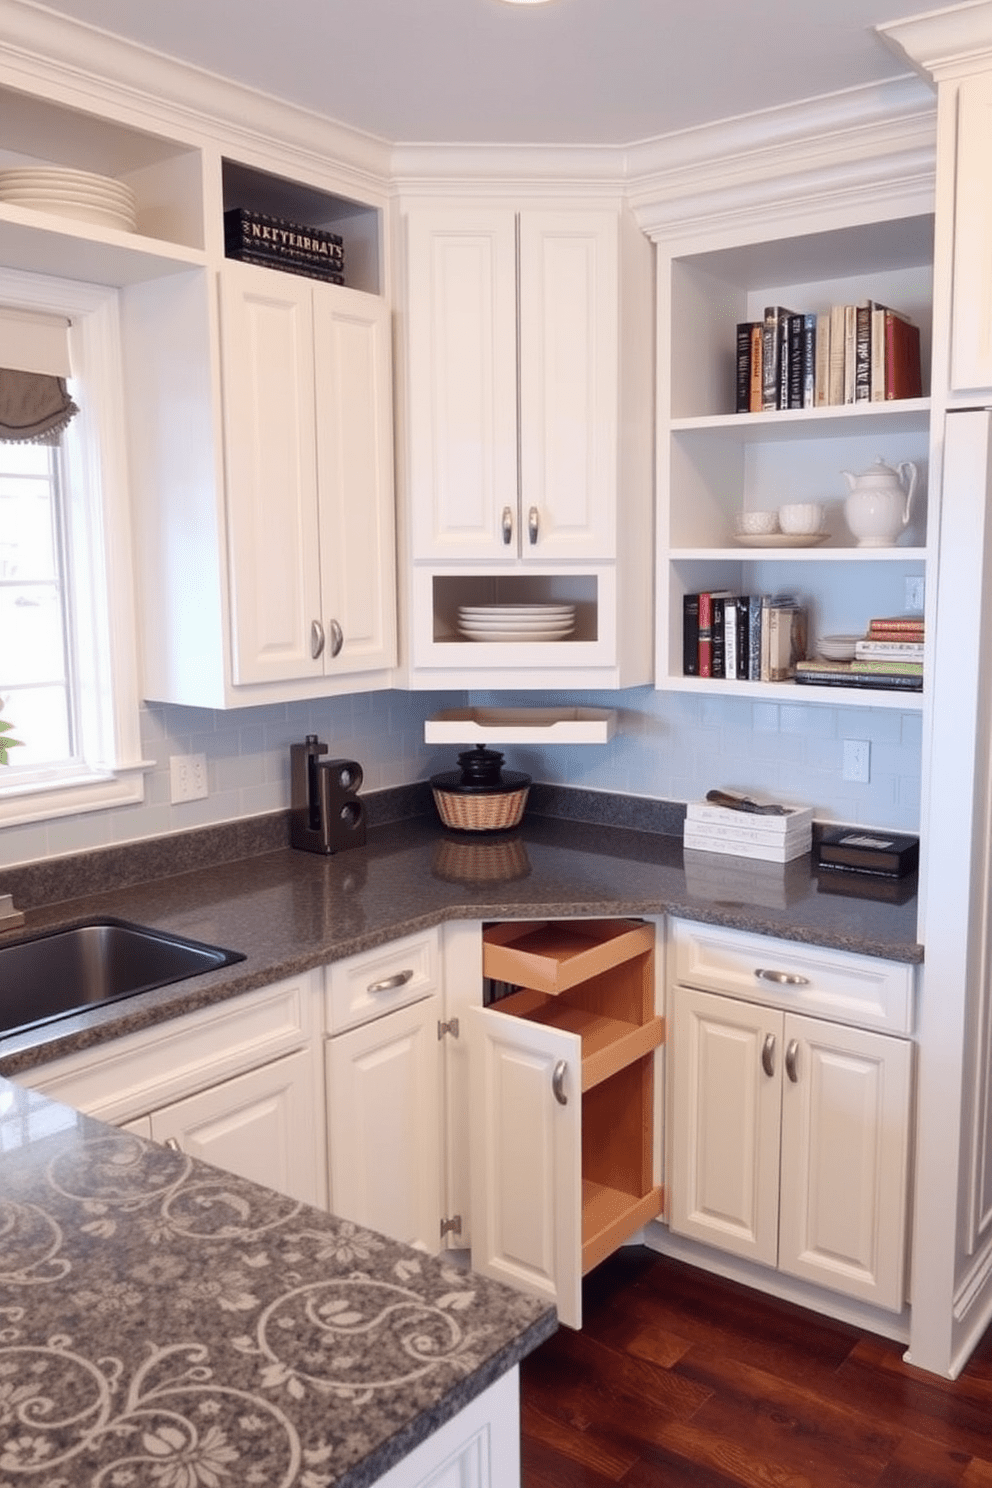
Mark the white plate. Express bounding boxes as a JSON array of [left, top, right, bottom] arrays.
[[2, 197, 136, 231], [458, 605, 575, 617], [458, 621, 574, 633], [458, 628, 577, 643], [732, 532, 828, 548], [0, 174, 136, 198], [0, 165, 134, 193]]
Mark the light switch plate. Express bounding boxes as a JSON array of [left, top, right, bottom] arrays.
[[842, 739, 871, 783]]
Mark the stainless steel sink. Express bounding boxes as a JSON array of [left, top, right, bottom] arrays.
[[0, 918, 246, 1038]]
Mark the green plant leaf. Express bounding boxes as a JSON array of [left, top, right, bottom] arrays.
[[0, 715, 24, 764]]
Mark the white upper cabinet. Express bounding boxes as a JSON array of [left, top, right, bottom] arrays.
[[406, 209, 518, 562], [400, 199, 653, 689], [406, 208, 618, 563], [220, 261, 396, 687], [121, 155, 397, 708]]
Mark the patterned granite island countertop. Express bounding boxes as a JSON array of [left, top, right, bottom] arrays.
[[0, 1078, 555, 1487]]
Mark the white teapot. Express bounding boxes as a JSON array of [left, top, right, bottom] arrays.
[[842, 457, 918, 548]]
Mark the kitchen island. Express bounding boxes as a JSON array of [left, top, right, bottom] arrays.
[[0, 1075, 555, 1487]]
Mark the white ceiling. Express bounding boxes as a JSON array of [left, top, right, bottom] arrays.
[[26, 0, 926, 147]]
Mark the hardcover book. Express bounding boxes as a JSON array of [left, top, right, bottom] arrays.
[[762, 307, 798, 411], [884, 312, 923, 401], [683, 593, 700, 676], [735, 322, 754, 413]]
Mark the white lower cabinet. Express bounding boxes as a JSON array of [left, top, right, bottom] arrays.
[[668, 921, 915, 1313], [143, 1049, 323, 1206], [19, 972, 327, 1209], [469, 918, 664, 1329], [323, 924, 475, 1254], [325, 992, 442, 1251]]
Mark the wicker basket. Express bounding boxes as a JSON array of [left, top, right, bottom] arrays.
[[431, 784, 529, 833]]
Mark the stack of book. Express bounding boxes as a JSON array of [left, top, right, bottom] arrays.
[[684, 798, 814, 863], [224, 207, 346, 286], [683, 592, 806, 681], [735, 302, 922, 413], [795, 614, 924, 692]]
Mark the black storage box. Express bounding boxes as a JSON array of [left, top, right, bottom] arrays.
[[814, 827, 919, 878], [224, 207, 345, 285]]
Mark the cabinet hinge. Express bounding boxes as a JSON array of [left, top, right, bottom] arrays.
[[440, 1214, 462, 1240], [438, 1017, 460, 1041]]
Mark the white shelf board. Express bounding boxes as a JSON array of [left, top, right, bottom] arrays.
[[0, 210, 205, 285], [424, 707, 618, 745]]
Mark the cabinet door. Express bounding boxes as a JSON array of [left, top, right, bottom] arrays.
[[779, 1014, 912, 1311], [518, 211, 618, 561], [325, 995, 442, 1252], [468, 1003, 582, 1327], [406, 208, 518, 561], [669, 986, 782, 1266], [312, 285, 397, 675], [219, 260, 323, 685], [951, 75, 992, 393], [148, 1048, 325, 1208]]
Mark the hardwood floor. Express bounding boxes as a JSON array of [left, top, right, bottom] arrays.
[[519, 1247, 992, 1488]]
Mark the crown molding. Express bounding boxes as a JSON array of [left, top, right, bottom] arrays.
[[878, 1, 992, 82], [625, 75, 936, 243], [0, 1, 938, 239], [388, 142, 626, 196], [0, 0, 393, 196]]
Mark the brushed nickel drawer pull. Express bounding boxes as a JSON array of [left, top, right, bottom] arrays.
[[552, 1060, 568, 1106], [367, 969, 415, 994], [528, 505, 539, 544], [311, 619, 325, 659], [163, 1136, 182, 1152], [761, 1032, 776, 1078], [755, 968, 810, 987], [328, 619, 344, 657], [785, 1039, 799, 1083]]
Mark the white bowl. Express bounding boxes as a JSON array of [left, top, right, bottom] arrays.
[[736, 510, 779, 536], [779, 502, 825, 535], [818, 633, 859, 661]]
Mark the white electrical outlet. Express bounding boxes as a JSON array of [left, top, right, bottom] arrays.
[[842, 739, 871, 784], [169, 752, 209, 803], [905, 576, 925, 612]]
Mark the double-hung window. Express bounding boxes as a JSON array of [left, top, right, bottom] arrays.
[[0, 268, 146, 830]]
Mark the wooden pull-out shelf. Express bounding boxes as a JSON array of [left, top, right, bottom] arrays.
[[494, 984, 664, 1093], [483, 918, 655, 995]]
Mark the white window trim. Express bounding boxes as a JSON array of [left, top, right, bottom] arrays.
[[0, 266, 151, 828]]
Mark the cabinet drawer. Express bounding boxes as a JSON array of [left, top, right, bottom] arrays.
[[22, 973, 318, 1124], [483, 918, 654, 996], [324, 928, 440, 1033], [670, 919, 915, 1035]]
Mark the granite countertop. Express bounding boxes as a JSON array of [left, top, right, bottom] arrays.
[[0, 1076, 555, 1487], [0, 805, 922, 1076]]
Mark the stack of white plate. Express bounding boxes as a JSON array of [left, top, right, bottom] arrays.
[[456, 603, 576, 643], [0, 167, 138, 233]]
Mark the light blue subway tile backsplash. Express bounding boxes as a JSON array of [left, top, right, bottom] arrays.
[[4, 683, 924, 867]]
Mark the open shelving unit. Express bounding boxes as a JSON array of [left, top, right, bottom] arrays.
[[657, 211, 935, 709]]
